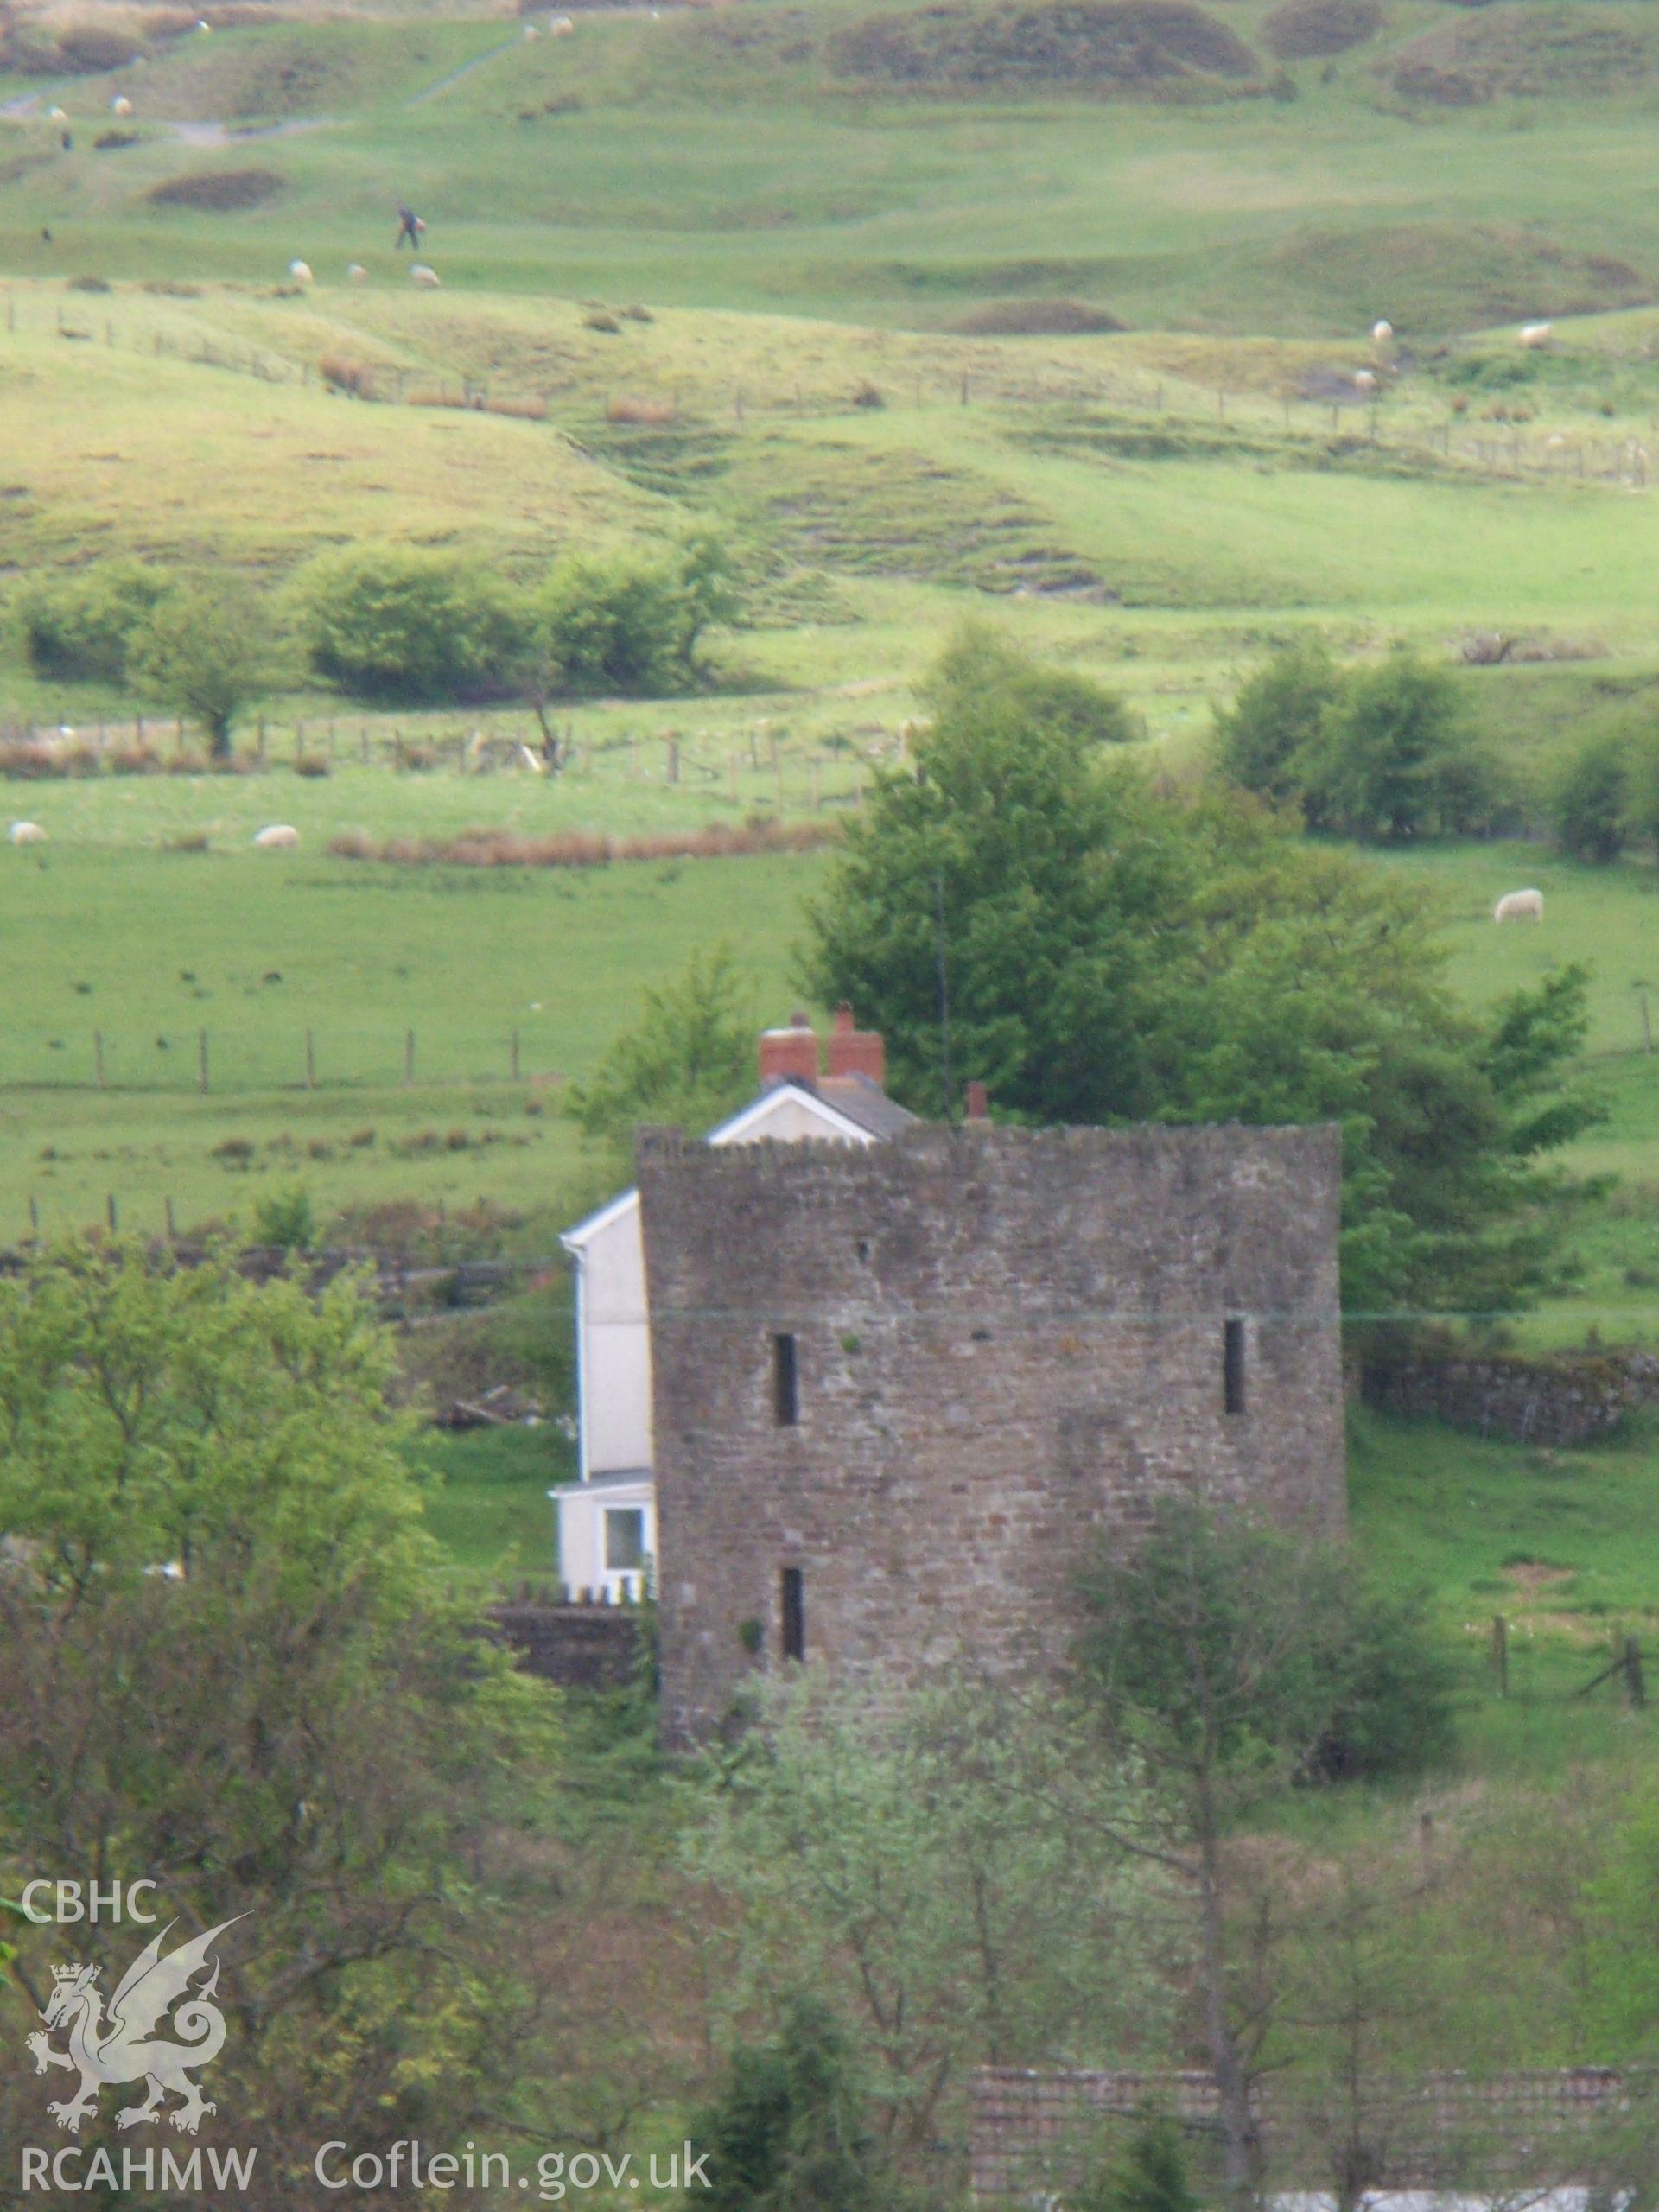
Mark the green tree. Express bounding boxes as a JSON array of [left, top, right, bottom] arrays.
[[130, 582, 276, 759], [567, 946, 756, 1168], [693, 1999, 885, 2212], [923, 621, 1137, 749], [1075, 2116, 1203, 2212], [291, 543, 529, 703], [684, 1672, 1173, 2167], [0, 1239, 564, 2187], [1213, 638, 1343, 808], [1300, 650, 1497, 840], [1074, 1499, 1454, 2204], [1553, 729, 1630, 862], [805, 635, 1599, 1318]]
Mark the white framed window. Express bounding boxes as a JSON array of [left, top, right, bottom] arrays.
[[605, 1507, 646, 1573]]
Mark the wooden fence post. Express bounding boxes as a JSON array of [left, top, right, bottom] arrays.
[[165, 1195, 176, 1243], [404, 1029, 416, 1087], [93, 1030, 105, 1090], [510, 1029, 520, 1082], [106, 1193, 118, 1235], [1491, 1613, 1509, 1698], [1626, 1636, 1646, 1710], [198, 1030, 209, 1096]]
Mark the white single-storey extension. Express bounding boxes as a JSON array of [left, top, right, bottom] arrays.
[[551, 1007, 917, 1599]]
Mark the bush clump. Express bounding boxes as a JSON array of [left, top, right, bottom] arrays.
[[531, 532, 739, 697], [10, 561, 171, 683], [1216, 641, 1503, 839], [289, 545, 530, 705], [1551, 724, 1659, 862]]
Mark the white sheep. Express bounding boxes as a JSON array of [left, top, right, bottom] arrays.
[[524, 19, 541, 34], [346, 262, 367, 284], [48, 105, 67, 121], [110, 95, 133, 118], [194, 16, 210, 28], [1520, 322, 1553, 349], [288, 259, 313, 284], [10, 822, 46, 846], [1371, 319, 1393, 342], [1355, 368, 1378, 394], [252, 823, 299, 850], [410, 264, 441, 288], [1493, 888, 1544, 924], [551, 14, 575, 31]]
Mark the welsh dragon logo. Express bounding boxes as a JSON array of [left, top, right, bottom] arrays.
[[25, 1918, 243, 2137]]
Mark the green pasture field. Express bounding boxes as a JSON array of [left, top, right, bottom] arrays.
[[0, 836, 816, 1238]]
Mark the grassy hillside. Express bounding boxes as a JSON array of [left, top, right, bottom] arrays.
[[6, 0, 1659, 332]]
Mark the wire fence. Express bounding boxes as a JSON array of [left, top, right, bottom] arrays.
[[6, 289, 1654, 491], [3, 1024, 571, 1095]]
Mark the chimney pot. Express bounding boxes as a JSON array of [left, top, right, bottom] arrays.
[[964, 1080, 990, 1122], [834, 1002, 855, 1034]]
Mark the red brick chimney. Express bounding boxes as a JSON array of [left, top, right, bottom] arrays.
[[826, 1002, 886, 1086], [759, 1012, 820, 1088], [964, 1080, 990, 1122]]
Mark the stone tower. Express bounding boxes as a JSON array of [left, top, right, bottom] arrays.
[[635, 1121, 1346, 1744]]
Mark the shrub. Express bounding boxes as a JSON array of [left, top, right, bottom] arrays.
[[252, 1184, 316, 1252], [1298, 649, 1499, 839], [10, 560, 171, 683], [1075, 2116, 1202, 2212], [290, 544, 531, 705], [923, 620, 1138, 747], [1625, 727, 1659, 856], [1552, 730, 1630, 863], [535, 536, 736, 697], [1214, 639, 1343, 805]]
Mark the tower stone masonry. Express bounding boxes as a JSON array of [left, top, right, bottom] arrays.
[[636, 1120, 1346, 1745]]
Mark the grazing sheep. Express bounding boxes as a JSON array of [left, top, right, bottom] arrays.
[[1520, 322, 1553, 349], [194, 16, 210, 28], [551, 14, 575, 30], [48, 105, 67, 121], [1355, 368, 1378, 394], [252, 823, 299, 850], [288, 259, 313, 284], [9, 822, 46, 846], [110, 95, 133, 117], [410, 264, 441, 288], [346, 262, 368, 284], [524, 19, 541, 34], [1493, 887, 1544, 924], [1371, 319, 1393, 342]]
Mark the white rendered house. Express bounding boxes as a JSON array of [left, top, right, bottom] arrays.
[[552, 1008, 916, 1599]]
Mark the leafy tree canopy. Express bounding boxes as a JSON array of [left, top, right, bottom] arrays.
[[805, 631, 1599, 1318], [567, 946, 757, 1171]]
